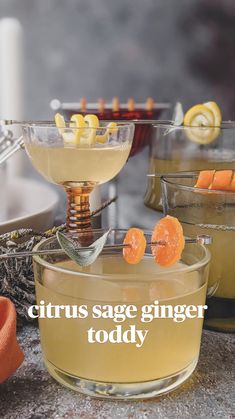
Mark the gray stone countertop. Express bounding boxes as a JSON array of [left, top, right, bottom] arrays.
[[0, 325, 234, 419]]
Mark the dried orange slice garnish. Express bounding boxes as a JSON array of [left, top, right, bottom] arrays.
[[151, 216, 185, 267], [184, 101, 221, 144], [194, 170, 215, 189], [123, 228, 146, 265], [209, 170, 233, 190]]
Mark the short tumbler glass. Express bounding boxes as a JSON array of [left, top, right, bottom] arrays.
[[33, 229, 210, 399], [161, 174, 235, 333]]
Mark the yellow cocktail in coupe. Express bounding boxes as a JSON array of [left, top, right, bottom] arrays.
[[26, 144, 131, 185], [22, 114, 134, 232]]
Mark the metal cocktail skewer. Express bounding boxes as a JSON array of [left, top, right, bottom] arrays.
[[0, 135, 24, 166], [1, 119, 171, 126], [147, 173, 197, 178], [0, 119, 172, 167], [0, 235, 212, 260]]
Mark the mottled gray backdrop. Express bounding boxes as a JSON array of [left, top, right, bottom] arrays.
[[0, 0, 235, 119], [0, 0, 235, 228]]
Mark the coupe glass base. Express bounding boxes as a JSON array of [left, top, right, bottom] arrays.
[[44, 357, 198, 400]]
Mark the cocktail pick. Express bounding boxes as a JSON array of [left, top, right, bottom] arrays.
[[0, 135, 24, 165], [0, 234, 212, 260], [147, 172, 197, 178]]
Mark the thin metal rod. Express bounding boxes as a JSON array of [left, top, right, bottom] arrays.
[[147, 172, 197, 178], [0, 235, 212, 260], [0, 136, 24, 165], [0, 119, 170, 126]]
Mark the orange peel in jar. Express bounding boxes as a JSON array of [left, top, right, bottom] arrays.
[[183, 101, 222, 144], [194, 170, 215, 189], [195, 170, 235, 191], [151, 216, 185, 267], [209, 170, 233, 190]]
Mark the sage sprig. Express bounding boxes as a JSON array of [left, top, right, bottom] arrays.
[[56, 229, 111, 267]]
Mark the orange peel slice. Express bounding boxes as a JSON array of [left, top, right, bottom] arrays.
[[151, 216, 185, 267], [194, 170, 215, 189], [209, 170, 233, 190]]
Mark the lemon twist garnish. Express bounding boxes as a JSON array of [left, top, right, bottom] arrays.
[[55, 113, 66, 132], [183, 101, 222, 144], [55, 113, 75, 143], [80, 114, 99, 145], [55, 113, 117, 145], [96, 122, 118, 143], [203, 101, 222, 126], [70, 114, 85, 144]]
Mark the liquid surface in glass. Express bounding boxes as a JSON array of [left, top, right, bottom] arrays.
[[26, 144, 131, 184], [35, 256, 207, 383]]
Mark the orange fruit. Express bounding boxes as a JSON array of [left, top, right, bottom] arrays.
[[123, 228, 146, 265], [151, 216, 185, 267]]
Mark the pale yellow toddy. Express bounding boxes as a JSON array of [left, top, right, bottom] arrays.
[[182, 223, 235, 300], [26, 144, 131, 185], [35, 256, 207, 383]]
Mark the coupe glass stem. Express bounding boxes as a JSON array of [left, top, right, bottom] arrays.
[[65, 184, 94, 233]]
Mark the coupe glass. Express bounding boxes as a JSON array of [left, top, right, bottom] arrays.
[[22, 122, 134, 233], [33, 229, 210, 399], [52, 100, 170, 157], [145, 122, 235, 211], [161, 173, 235, 333]]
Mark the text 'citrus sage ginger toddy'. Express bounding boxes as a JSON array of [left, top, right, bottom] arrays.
[[33, 220, 210, 399]]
